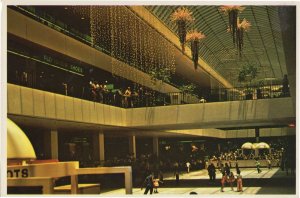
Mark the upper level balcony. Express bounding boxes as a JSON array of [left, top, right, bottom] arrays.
[[7, 84, 295, 133]]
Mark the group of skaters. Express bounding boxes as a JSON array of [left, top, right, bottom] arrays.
[[207, 162, 243, 192], [141, 172, 164, 195]]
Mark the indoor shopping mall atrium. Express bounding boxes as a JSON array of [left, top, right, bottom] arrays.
[[4, 3, 297, 196]]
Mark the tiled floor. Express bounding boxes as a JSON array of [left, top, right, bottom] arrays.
[[100, 168, 296, 196]]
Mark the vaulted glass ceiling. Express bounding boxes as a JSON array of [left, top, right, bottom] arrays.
[[146, 6, 287, 86]]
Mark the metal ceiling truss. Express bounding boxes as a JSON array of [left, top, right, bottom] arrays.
[[146, 5, 287, 86]]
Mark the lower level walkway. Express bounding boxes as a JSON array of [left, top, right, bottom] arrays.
[[100, 168, 296, 195]]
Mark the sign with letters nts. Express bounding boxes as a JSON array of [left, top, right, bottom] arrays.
[[7, 168, 29, 178]]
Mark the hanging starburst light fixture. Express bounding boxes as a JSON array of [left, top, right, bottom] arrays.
[[236, 18, 251, 57], [171, 7, 194, 53], [186, 30, 206, 69], [219, 6, 245, 45]]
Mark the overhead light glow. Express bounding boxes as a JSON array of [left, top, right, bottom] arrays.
[[288, 123, 295, 128]]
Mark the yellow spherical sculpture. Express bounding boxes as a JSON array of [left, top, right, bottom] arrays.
[[7, 118, 36, 160]]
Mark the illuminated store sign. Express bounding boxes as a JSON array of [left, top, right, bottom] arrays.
[[8, 50, 84, 76], [43, 55, 84, 74]]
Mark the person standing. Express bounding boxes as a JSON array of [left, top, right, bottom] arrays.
[[141, 173, 154, 195], [207, 162, 216, 182], [225, 163, 230, 176], [153, 178, 163, 193], [220, 163, 225, 175], [174, 162, 180, 185], [124, 87, 132, 108], [186, 161, 191, 173], [267, 158, 272, 170], [282, 74, 290, 97], [235, 160, 240, 173]]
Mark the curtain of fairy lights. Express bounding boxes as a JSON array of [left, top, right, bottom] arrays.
[[74, 6, 176, 91], [109, 6, 175, 86]]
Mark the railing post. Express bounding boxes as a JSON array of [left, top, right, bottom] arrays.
[[70, 175, 78, 194]]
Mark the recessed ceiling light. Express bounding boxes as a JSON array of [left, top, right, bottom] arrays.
[[81, 17, 85, 20], [64, 7, 68, 10]]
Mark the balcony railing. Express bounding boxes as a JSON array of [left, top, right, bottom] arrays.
[[9, 78, 290, 109]]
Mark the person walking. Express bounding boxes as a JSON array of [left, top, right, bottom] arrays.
[[255, 160, 262, 173], [227, 172, 235, 191], [141, 173, 154, 195], [236, 169, 243, 192], [220, 172, 227, 192]]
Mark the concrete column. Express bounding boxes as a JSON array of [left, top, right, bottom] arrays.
[[255, 127, 260, 143], [50, 130, 58, 160], [255, 149, 259, 157], [99, 133, 105, 161], [92, 132, 100, 161], [128, 136, 136, 159], [153, 137, 159, 157]]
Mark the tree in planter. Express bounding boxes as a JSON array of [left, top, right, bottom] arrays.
[[186, 30, 206, 69], [238, 63, 258, 99], [179, 83, 196, 94], [171, 7, 194, 53], [149, 67, 172, 84], [179, 83, 197, 104], [148, 67, 172, 106]]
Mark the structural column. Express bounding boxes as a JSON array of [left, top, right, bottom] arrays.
[[128, 136, 136, 159], [153, 137, 159, 157], [255, 127, 260, 143], [50, 130, 58, 159], [99, 132, 105, 161], [255, 127, 260, 157]]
